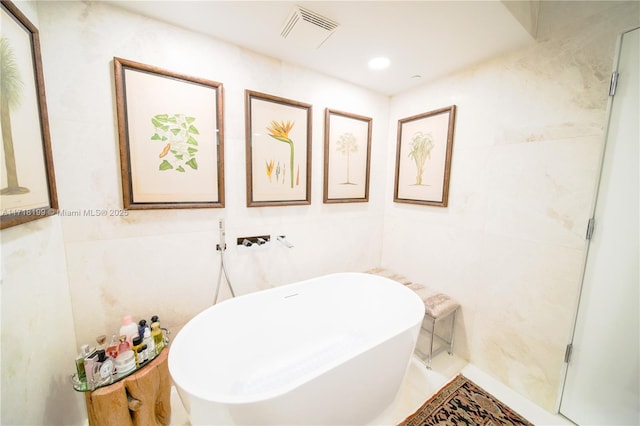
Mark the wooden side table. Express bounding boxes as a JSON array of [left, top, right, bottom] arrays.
[[83, 348, 171, 426]]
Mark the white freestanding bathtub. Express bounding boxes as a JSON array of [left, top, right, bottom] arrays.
[[169, 272, 425, 425]]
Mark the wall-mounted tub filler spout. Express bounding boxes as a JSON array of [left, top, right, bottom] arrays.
[[277, 235, 294, 248]]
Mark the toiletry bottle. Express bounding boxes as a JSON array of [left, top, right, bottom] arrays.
[[131, 336, 143, 367], [76, 344, 93, 383], [140, 344, 149, 363], [117, 335, 130, 354], [96, 350, 115, 386], [74, 348, 87, 385], [138, 319, 148, 340], [80, 344, 96, 389], [151, 315, 166, 350], [81, 343, 95, 360], [116, 335, 136, 375], [119, 315, 138, 346], [91, 349, 114, 388], [89, 350, 103, 389], [84, 350, 99, 390], [137, 345, 147, 365], [142, 328, 155, 359], [95, 335, 107, 350], [106, 335, 119, 359], [151, 322, 164, 355]]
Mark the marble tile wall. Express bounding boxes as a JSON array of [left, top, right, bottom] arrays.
[[383, 0, 639, 412], [1, 217, 86, 425], [0, 3, 87, 425], [2, 0, 638, 423], [2, 1, 388, 422], [35, 1, 390, 346]]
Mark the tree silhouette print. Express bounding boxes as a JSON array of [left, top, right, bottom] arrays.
[[1, 37, 29, 195], [336, 132, 358, 185]]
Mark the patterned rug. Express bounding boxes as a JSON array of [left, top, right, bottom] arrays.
[[398, 374, 534, 426]]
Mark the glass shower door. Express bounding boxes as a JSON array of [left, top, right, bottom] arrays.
[[559, 27, 639, 425]]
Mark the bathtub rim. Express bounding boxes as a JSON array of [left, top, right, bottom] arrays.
[[169, 272, 425, 405]]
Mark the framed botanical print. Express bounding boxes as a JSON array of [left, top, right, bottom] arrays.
[[245, 90, 312, 207], [323, 108, 372, 203], [114, 57, 225, 209], [394, 105, 456, 207], [1, 0, 58, 229]]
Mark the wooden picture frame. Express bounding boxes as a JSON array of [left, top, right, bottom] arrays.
[[323, 108, 372, 203], [114, 57, 224, 209], [245, 90, 312, 207], [0, 0, 58, 229], [394, 105, 456, 207]]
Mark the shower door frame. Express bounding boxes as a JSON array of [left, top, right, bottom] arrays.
[[559, 26, 639, 425]]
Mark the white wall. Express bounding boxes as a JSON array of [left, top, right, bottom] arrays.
[[1, 220, 86, 425], [2, 1, 389, 423], [383, 0, 639, 412], [1, 3, 86, 425], [2, 0, 638, 423], [36, 1, 389, 349]]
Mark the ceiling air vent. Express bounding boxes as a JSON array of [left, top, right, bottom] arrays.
[[280, 6, 339, 49]]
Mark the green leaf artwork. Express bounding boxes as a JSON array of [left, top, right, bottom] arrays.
[[151, 114, 200, 172], [408, 131, 434, 185]]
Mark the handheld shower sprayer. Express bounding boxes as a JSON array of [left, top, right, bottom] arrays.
[[217, 219, 226, 251], [214, 219, 235, 304]]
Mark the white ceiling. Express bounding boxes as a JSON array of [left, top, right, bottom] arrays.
[[110, 1, 535, 96]]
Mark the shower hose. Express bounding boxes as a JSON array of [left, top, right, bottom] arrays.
[[213, 245, 235, 304]]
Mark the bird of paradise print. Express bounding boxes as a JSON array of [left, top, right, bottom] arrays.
[[266, 120, 295, 188]]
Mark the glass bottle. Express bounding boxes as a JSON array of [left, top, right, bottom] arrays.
[[142, 328, 155, 360], [151, 322, 164, 355], [117, 335, 130, 354], [97, 351, 115, 386], [137, 345, 147, 365], [106, 335, 119, 359], [138, 319, 148, 340], [91, 349, 114, 388], [131, 336, 143, 367], [74, 347, 88, 385], [119, 315, 138, 346], [84, 350, 99, 390], [95, 334, 107, 350]]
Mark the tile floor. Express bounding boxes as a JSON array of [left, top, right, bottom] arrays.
[[381, 354, 573, 425], [170, 351, 573, 425]]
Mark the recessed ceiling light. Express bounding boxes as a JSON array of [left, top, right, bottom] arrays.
[[368, 56, 390, 70]]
